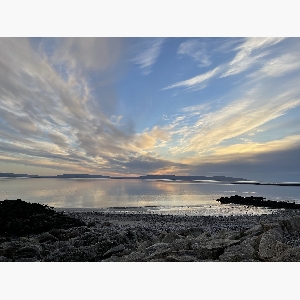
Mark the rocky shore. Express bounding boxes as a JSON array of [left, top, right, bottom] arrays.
[[2, 199, 300, 262]]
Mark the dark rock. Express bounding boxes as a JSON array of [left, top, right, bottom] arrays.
[[93, 240, 120, 259], [258, 228, 283, 260], [0, 199, 84, 237], [219, 243, 255, 262], [171, 239, 192, 251], [137, 240, 153, 252], [191, 238, 240, 260], [224, 231, 242, 240], [145, 243, 170, 255], [242, 225, 263, 237], [103, 244, 125, 258], [280, 216, 300, 235], [102, 221, 111, 227], [123, 251, 146, 262], [175, 255, 198, 262], [165, 254, 198, 262], [162, 232, 181, 243], [276, 246, 300, 262], [15, 258, 39, 262], [0, 256, 12, 262], [216, 195, 300, 209], [1, 246, 17, 258], [87, 221, 96, 227], [241, 235, 262, 253], [38, 232, 58, 243], [185, 227, 205, 237], [261, 222, 282, 232], [44, 246, 94, 262], [15, 246, 41, 259], [48, 228, 66, 239], [149, 258, 167, 262], [272, 242, 292, 261], [102, 255, 123, 262]]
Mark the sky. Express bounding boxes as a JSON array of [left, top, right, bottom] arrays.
[[1, 37, 300, 181]]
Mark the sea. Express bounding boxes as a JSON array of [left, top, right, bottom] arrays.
[[1, 178, 300, 216]]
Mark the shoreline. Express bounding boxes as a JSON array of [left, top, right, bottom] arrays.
[[2, 203, 300, 262], [54, 203, 280, 217], [65, 208, 300, 234]]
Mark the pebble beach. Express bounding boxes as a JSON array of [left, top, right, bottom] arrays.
[[2, 200, 300, 262]]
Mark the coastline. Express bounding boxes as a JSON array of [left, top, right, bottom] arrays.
[[2, 203, 300, 262]]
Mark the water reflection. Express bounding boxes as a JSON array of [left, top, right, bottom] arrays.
[[0, 179, 300, 212]]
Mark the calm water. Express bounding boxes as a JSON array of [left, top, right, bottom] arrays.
[[1, 178, 300, 216]]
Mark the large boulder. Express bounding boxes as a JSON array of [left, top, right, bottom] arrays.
[[103, 244, 125, 258], [219, 243, 255, 262], [15, 245, 41, 260], [122, 251, 146, 262], [102, 255, 124, 262], [191, 238, 240, 260], [276, 246, 300, 262], [279, 217, 300, 235], [258, 228, 283, 260], [272, 242, 292, 261], [162, 232, 182, 243], [38, 232, 59, 243], [261, 222, 282, 232], [145, 242, 171, 259], [242, 225, 263, 238], [171, 238, 192, 251], [145, 243, 170, 255]]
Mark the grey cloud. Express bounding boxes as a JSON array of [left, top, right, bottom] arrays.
[[0, 109, 40, 136], [0, 38, 138, 173], [0, 141, 81, 163], [0, 38, 85, 123], [48, 132, 68, 148], [50, 37, 124, 72], [59, 88, 88, 120], [111, 155, 189, 175], [0, 156, 86, 173], [76, 132, 100, 157], [89, 84, 119, 117]]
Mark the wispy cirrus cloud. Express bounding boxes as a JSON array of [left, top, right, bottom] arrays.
[[220, 37, 285, 78], [163, 37, 287, 92], [162, 67, 220, 91], [249, 53, 300, 79], [131, 38, 165, 75], [166, 71, 300, 158], [179, 102, 212, 115], [177, 39, 211, 67]]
